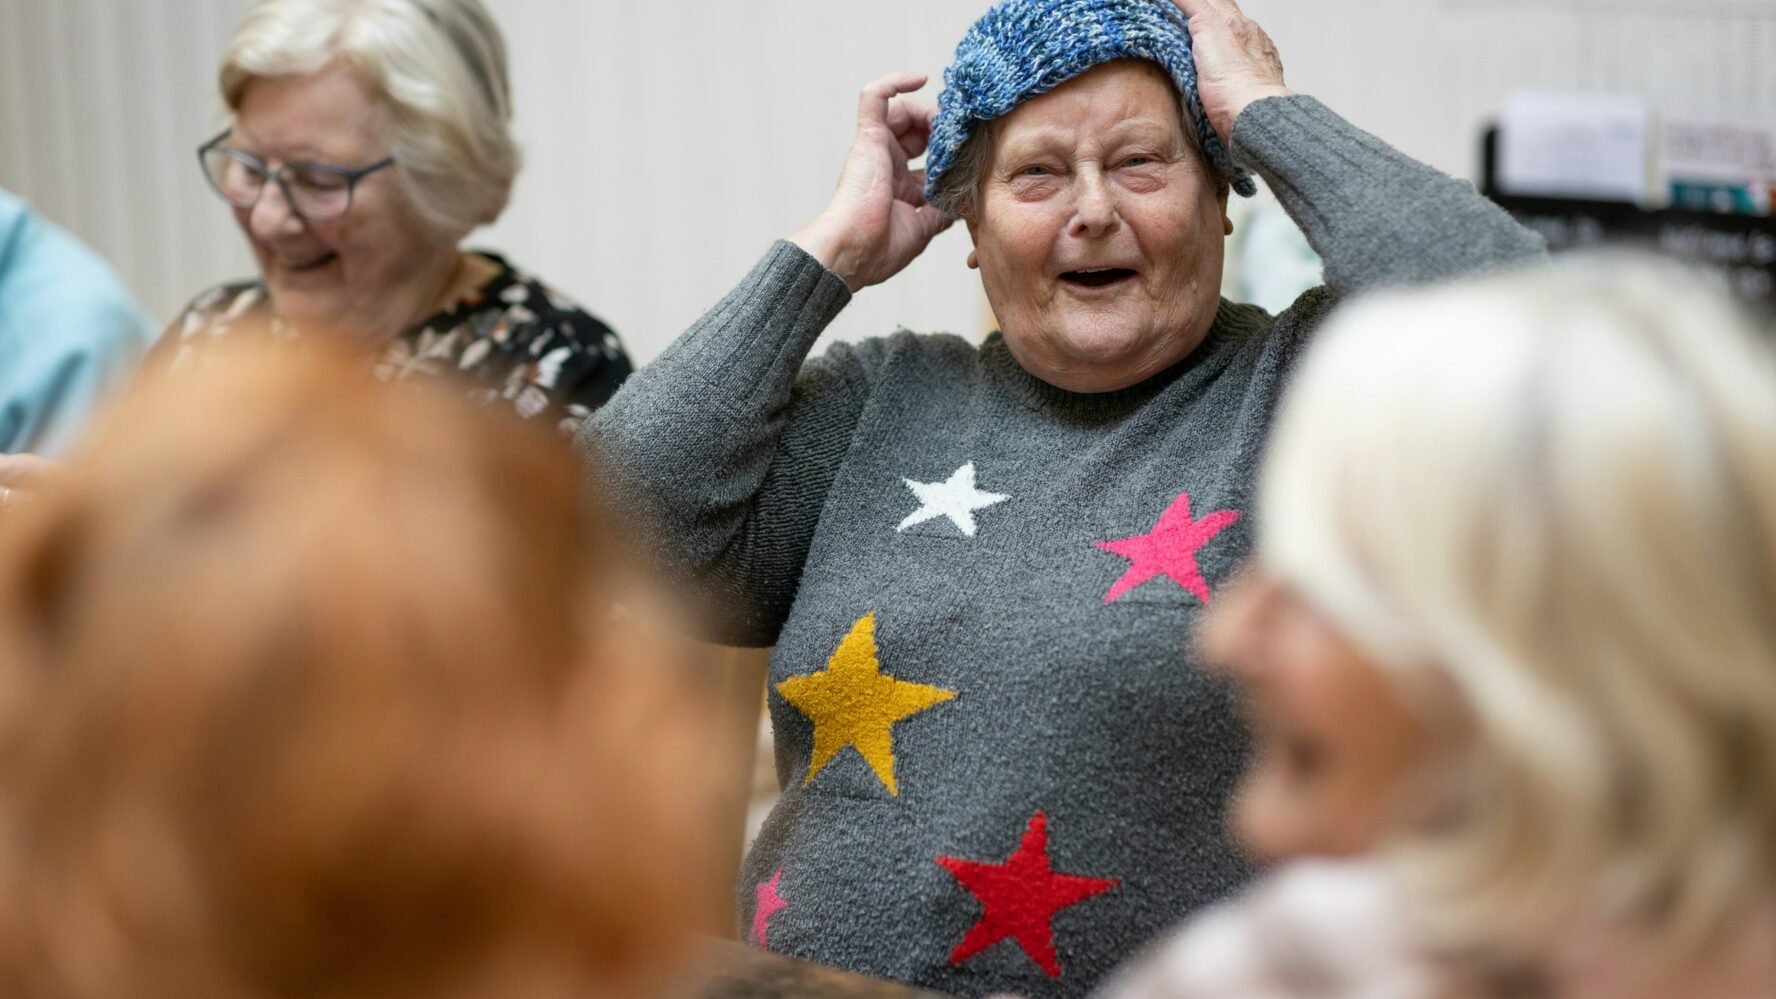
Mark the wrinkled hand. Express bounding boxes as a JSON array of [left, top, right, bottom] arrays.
[[1172, 0, 1292, 145], [792, 73, 953, 293], [0, 452, 63, 512]]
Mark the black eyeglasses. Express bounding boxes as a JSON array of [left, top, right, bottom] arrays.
[[197, 129, 394, 222]]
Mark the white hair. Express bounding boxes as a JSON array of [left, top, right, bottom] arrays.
[[220, 0, 521, 239], [1261, 255, 1776, 966]]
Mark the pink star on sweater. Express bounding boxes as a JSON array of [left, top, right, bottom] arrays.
[[751, 869, 788, 947], [1095, 492, 1241, 604]]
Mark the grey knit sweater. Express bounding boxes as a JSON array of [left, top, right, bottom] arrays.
[[585, 95, 1544, 999]]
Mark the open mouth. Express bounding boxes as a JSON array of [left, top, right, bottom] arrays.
[[1059, 267, 1137, 289]]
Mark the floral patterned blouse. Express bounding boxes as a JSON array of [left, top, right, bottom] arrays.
[[157, 252, 632, 435]]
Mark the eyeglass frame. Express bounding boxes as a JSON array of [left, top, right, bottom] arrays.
[[197, 129, 395, 222]]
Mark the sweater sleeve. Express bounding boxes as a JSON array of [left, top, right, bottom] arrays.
[[580, 240, 873, 647], [1229, 95, 1545, 297]]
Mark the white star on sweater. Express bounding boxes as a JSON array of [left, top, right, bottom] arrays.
[[897, 463, 1009, 537]]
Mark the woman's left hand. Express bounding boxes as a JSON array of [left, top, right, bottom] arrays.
[[1171, 0, 1293, 145]]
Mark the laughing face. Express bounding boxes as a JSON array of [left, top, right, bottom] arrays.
[[227, 65, 459, 340], [966, 59, 1231, 394]]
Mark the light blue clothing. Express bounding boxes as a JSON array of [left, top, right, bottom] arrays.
[[0, 189, 154, 457]]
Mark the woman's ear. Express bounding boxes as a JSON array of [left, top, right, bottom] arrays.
[[965, 218, 981, 270]]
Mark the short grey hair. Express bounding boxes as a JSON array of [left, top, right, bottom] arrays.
[[930, 117, 1003, 223], [1263, 254, 1776, 968], [930, 60, 1228, 222], [220, 0, 521, 240]]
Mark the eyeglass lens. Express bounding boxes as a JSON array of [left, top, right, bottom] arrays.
[[201, 149, 354, 220]]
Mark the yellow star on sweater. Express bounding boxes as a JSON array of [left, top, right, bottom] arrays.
[[776, 613, 956, 797]]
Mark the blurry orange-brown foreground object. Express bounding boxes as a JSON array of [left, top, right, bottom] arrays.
[[0, 337, 727, 999]]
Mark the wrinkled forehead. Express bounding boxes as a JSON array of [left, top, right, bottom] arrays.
[[984, 60, 1209, 180]]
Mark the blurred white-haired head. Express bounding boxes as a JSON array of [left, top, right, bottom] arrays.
[[1261, 254, 1776, 963]]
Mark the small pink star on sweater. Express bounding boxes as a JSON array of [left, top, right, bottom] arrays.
[[751, 869, 788, 947]]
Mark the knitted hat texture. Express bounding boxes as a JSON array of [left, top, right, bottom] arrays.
[[925, 0, 1256, 215]]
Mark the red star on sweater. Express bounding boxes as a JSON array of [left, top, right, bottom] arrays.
[[935, 811, 1119, 979], [1094, 491, 1241, 604]]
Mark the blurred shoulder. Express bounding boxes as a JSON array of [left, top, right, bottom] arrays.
[[149, 280, 276, 374], [466, 253, 628, 367], [1094, 861, 1434, 999], [448, 254, 632, 428], [168, 280, 271, 339]]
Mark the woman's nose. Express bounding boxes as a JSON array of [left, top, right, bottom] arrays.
[[248, 180, 305, 240], [1068, 168, 1119, 239], [1197, 567, 1275, 680]]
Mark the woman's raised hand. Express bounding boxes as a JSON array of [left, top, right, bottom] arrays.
[[792, 73, 953, 293], [1170, 0, 1292, 145]]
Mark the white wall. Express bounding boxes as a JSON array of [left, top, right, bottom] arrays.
[[479, 1, 989, 360], [3, 0, 1772, 363]]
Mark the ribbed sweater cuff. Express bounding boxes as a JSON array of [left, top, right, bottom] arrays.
[[653, 239, 853, 409]]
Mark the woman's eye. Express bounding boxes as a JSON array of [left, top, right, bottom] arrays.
[[1020, 165, 1051, 177], [1122, 156, 1152, 168], [290, 168, 347, 191]]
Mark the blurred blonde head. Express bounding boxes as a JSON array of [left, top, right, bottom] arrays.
[[0, 343, 718, 999], [220, 0, 521, 239], [1260, 256, 1776, 963]]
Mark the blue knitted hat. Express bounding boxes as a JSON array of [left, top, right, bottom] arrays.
[[925, 0, 1256, 216]]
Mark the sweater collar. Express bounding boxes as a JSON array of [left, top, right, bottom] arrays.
[[980, 298, 1267, 419]]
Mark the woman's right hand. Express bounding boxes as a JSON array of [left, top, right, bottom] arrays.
[[792, 73, 953, 293]]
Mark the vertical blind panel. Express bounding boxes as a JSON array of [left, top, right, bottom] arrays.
[[0, 0, 255, 329]]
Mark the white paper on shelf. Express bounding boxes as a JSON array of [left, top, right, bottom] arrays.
[[1497, 92, 1652, 203], [1661, 118, 1776, 185]]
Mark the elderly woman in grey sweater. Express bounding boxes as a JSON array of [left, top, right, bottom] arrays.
[[583, 0, 1543, 995]]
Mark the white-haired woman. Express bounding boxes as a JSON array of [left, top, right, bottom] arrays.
[[1094, 256, 1776, 999], [161, 0, 630, 434]]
